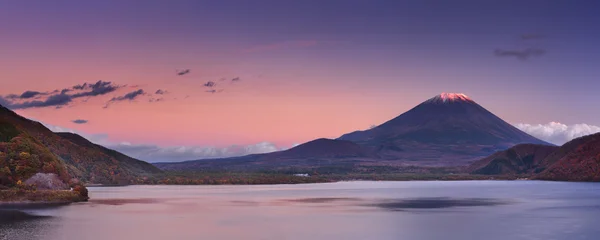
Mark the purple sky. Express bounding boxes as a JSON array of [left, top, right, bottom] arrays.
[[1, 0, 600, 161]]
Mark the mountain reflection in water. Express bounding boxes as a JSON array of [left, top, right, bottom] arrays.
[[1, 181, 600, 240]]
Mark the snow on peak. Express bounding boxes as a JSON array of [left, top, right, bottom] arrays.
[[426, 93, 473, 103]]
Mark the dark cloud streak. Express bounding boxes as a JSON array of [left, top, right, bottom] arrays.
[[1, 80, 123, 110], [72, 119, 89, 124], [520, 34, 546, 40], [71, 80, 120, 98], [109, 89, 145, 102], [7, 93, 72, 110], [494, 48, 546, 60], [203, 81, 216, 87], [104, 89, 146, 108], [20, 91, 42, 99]]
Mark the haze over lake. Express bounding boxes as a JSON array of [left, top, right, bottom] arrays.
[[2, 181, 600, 240]]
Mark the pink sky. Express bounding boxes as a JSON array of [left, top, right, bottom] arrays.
[[3, 1, 600, 162]]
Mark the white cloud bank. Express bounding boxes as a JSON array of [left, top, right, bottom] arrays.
[[40, 121, 297, 163], [515, 122, 600, 145]]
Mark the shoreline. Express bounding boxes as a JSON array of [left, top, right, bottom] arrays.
[[0, 189, 89, 205]]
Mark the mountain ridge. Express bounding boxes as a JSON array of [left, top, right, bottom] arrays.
[[338, 93, 551, 165], [0, 104, 161, 186], [468, 132, 600, 181], [156, 93, 551, 170]]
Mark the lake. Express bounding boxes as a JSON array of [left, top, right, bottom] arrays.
[[2, 181, 600, 240]]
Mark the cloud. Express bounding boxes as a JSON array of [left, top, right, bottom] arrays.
[[6, 93, 72, 110], [203, 81, 216, 87], [0, 80, 123, 110], [20, 91, 43, 99], [111, 89, 145, 101], [243, 40, 318, 53], [73, 83, 88, 90], [176, 69, 190, 76], [71, 119, 89, 124], [520, 34, 546, 40], [515, 122, 600, 145], [104, 89, 145, 108], [111, 142, 284, 162], [494, 48, 546, 60], [0, 96, 13, 108], [231, 77, 240, 82], [155, 89, 167, 95], [37, 120, 286, 162], [71, 80, 121, 98], [205, 89, 224, 94]]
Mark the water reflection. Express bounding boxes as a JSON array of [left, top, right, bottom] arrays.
[[370, 197, 512, 211], [0, 210, 59, 240], [1, 181, 600, 240], [87, 198, 162, 206], [0, 209, 51, 224]]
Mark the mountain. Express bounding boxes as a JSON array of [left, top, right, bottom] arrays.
[[338, 93, 551, 166], [0, 104, 160, 186], [56, 132, 162, 176], [468, 144, 559, 175], [157, 93, 550, 172], [535, 133, 600, 181], [155, 138, 372, 171], [468, 133, 600, 181]]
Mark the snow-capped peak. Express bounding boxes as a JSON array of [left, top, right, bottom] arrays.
[[426, 93, 473, 103]]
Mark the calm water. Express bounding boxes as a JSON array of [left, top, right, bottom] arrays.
[[2, 181, 600, 240]]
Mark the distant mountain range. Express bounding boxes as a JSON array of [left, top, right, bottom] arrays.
[[469, 132, 600, 181], [156, 93, 552, 171], [0, 105, 161, 186], [154, 138, 374, 171], [3, 92, 597, 184], [338, 93, 550, 165]]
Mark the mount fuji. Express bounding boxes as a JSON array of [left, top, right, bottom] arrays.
[[156, 93, 551, 170], [338, 93, 551, 166]]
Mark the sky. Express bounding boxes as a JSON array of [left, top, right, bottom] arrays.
[[1, 0, 600, 162]]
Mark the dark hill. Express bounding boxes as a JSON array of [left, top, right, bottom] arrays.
[[56, 132, 162, 175], [0, 104, 160, 186], [469, 132, 600, 182], [268, 138, 372, 159], [536, 133, 600, 182], [468, 144, 559, 175], [154, 138, 372, 171]]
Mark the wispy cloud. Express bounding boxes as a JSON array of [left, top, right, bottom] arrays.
[[515, 122, 600, 145], [71, 80, 121, 98], [520, 34, 546, 40], [0, 80, 123, 110], [104, 89, 145, 108], [243, 40, 318, 53], [2, 93, 72, 109], [38, 120, 291, 162], [155, 89, 168, 95], [19, 91, 43, 99], [203, 81, 216, 87], [205, 89, 224, 94], [72, 119, 89, 124], [494, 48, 546, 60]]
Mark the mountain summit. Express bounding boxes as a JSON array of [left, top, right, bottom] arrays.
[[425, 92, 473, 103], [338, 93, 550, 166]]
